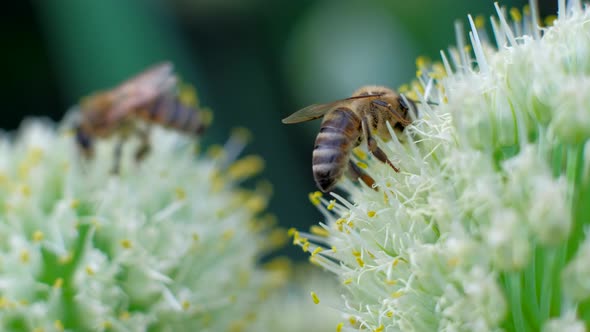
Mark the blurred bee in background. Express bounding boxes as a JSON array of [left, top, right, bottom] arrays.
[[282, 85, 417, 193], [73, 61, 211, 173]]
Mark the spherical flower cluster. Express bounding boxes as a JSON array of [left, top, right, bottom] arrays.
[[0, 118, 284, 331], [293, 1, 590, 331]]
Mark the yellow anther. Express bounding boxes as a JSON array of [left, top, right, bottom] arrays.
[[182, 300, 191, 310], [474, 15, 486, 29], [509, 7, 522, 22], [356, 257, 364, 267], [268, 229, 288, 248], [179, 83, 199, 106], [352, 249, 361, 257], [448, 257, 459, 267], [231, 127, 252, 144], [192, 233, 199, 241], [310, 225, 329, 237], [207, 144, 225, 159], [222, 229, 235, 241], [309, 256, 320, 266], [544, 15, 557, 26], [331, 245, 337, 253], [326, 200, 336, 210], [20, 185, 31, 197], [308, 191, 322, 206], [375, 324, 384, 332], [352, 148, 367, 160], [287, 227, 297, 237], [367, 251, 375, 259], [70, 199, 79, 209], [347, 220, 354, 228], [32, 230, 44, 242], [391, 291, 403, 298], [311, 247, 323, 257], [415, 56, 430, 68], [523, 4, 530, 15], [245, 195, 267, 213], [398, 84, 410, 94], [349, 317, 357, 325], [53, 278, 63, 289], [356, 161, 368, 169], [54, 320, 64, 331], [228, 155, 265, 181], [120, 239, 133, 249], [311, 291, 320, 304], [367, 210, 376, 218], [385, 279, 397, 286], [86, 266, 95, 276], [430, 63, 447, 80], [120, 311, 130, 320], [336, 322, 344, 332], [175, 188, 186, 200], [59, 252, 73, 265], [201, 109, 214, 127], [102, 321, 113, 329], [263, 256, 292, 273], [302, 242, 310, 252], [343, 278, 352, 285], [20, 250, 29, 263], [386, 311, 394, 318]]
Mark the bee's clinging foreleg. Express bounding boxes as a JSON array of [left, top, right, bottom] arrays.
[[361, 117, 400, 173]]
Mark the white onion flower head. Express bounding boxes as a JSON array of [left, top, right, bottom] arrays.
[[0, 118, 285, 331], [293, 1, 590, 331]]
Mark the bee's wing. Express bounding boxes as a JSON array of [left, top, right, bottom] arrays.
[[282, 94, 384, 124], [108, 62, 177, 121], [281, 103, 336, 124]]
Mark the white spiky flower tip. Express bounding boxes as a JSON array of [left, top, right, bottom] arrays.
[[293, 1, 590, 331], [0, 117, 287, 331]]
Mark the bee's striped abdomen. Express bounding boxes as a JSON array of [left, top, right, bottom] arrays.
[[138, 96, 208, 136], [312, 107, 361, 192]]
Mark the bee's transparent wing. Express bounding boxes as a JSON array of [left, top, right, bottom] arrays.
[[281, 103, 336, 124], [282, 94, 384, 124], [109, 62, 177, 121]]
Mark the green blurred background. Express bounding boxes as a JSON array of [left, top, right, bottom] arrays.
[[5, 0, 553, 259]]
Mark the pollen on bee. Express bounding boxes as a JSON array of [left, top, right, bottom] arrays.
[[310, 291, 320, 304]]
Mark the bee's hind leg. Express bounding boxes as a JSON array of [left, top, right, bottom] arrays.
[[347, 160, 377, 191], [111, 139, 125, 175], [361, 117, 400, 172], [134, 126, 151, 162]]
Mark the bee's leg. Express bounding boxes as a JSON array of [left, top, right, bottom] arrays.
[[361, 117, 400, 172], [111, 139, 124, 175], [347, 160, 377, 190], [134, 127, 151, 162]]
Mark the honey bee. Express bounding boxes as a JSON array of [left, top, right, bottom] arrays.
[[282, 85, 417, 192], [73, 61, 210, 173]]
